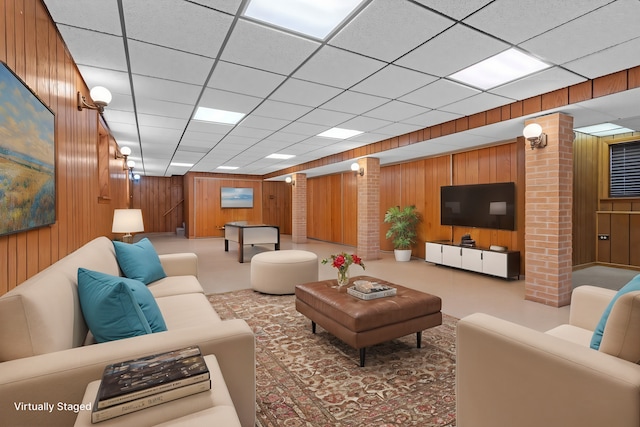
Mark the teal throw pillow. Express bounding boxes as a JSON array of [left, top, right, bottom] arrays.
[[113, 238, 166, 285], [590, 274, 640, 350], [78, 268, 167, 343]]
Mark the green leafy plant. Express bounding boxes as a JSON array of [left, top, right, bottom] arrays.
[[383, 205, 420, 250]]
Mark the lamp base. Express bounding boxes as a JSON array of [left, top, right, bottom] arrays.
[[122, 233, 133, 244]]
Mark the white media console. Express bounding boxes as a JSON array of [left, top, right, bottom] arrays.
[[425, 241, 520, 279]]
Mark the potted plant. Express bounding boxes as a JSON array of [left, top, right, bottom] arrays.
[[383, 205, 420, 262]]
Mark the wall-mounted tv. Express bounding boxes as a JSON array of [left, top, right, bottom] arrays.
[[441, 182, 516, 231], [221, 187, 253, 208]]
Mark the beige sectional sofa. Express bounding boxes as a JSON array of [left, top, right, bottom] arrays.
[[457, 285, 640, 427], [0, 236, 255, 427]]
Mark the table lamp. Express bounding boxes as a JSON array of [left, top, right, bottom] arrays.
[[112, 209, 144, 243]]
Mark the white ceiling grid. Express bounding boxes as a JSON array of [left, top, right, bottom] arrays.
[[42, 0, 640, 178]]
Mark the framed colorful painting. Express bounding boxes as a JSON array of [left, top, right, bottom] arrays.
[[0, 62, 56, 236]]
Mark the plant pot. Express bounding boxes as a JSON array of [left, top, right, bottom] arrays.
[[394, 249, 412, 262]]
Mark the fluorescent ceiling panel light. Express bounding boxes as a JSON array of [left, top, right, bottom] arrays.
[[266, 153, 296, 160], [193, 107, 245, 125], [244, 0, 365, 39], [170, 162, 194, 167], [217, 166, 239, 170], [575, 123, 635, 136], [449, 48, 550, 90], [317, 127, 363, 139]]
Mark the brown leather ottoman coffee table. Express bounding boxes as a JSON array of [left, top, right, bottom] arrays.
[[295, 275, 442, 367]]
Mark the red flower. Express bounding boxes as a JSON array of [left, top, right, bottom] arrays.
[[351, 254, 361, 265], [322, 252, 365, 271], [333, 255, 346, 268]]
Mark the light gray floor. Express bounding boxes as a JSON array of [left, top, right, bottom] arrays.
[[144, 232, 636, 332]]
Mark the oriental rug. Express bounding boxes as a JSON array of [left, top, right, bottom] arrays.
[[208, 289, 457, 427]]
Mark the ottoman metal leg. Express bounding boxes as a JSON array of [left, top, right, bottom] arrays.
[[417, 331, 422, 348], [359, 348, 366, 367]]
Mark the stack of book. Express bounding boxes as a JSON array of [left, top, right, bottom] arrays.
[[91, 346, 211, 423]]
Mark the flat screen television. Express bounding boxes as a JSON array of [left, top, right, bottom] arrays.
[[441, 182, 516, 230], [221, 187, 253, 208]]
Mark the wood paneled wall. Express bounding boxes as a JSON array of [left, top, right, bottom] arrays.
[[308, 141, 525, 265], [132, 175, 184, 233], [183, 172, 291, 238], [573, 132, 600, 266], [0, 0, 129, 295]]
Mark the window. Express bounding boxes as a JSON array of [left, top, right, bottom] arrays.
[[610, 140, 640, 197]]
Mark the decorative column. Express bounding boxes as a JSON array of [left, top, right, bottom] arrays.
[[356, 157, 380, 260], [524, 113, 574, 307], [291, 173, 307, 244]]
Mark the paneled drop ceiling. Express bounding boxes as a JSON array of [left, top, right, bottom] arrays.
[[43, 0, 640, 178]]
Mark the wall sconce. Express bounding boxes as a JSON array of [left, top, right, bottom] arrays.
[[351, 162, 364, 176], [132, 173, 141, 183], [523, 123, 547, 150], [116, 146, 131, 167], [77, 86, 112, 113], [285, 176, 295, 186]]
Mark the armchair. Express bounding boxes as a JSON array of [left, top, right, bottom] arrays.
[[456, 285, 640, 427]]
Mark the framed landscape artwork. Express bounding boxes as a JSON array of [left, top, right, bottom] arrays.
[[0, 62, 56, 236], [220, 187, 254, 208]]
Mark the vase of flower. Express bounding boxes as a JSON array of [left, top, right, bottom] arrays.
[[337, 267, 349, 287], [322, 252, 364, 288]]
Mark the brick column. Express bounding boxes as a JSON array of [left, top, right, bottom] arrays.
[[356, 157, 380, 260], [291, 173, 307, 244], [524, 113, 574, 307]]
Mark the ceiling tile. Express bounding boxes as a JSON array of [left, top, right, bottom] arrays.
[[228, 126, 274, 139], [123, 1, 233, 57], [490, 67, 586, 100], [269, 78, 343, 107], [401, 110, 462, 127], [440, 92, 513, 116], [364, 101, 430, 122], [400, 79, 480, 109], [339, 115, 393, 132], [221, 19, 320, 74], [374, 122, 425, 136], [329, 0, 453, 62], [208, 61, 287, 98], [298, 109, 355, 127], [520, 1, 640, 64], [46, 0, 122, 35], [239, 115, 292, 131], [137, 114, 188, 130], [186, 121, 234, 135], [320, 91, 389, 115], [251, 100, 313, 121], [197, 88, 262, 114], [412, 0, 493, 20], [188, 0, 243, 15], [135, 97, 194, 119], [464, 0, 613, 45], [78, 66, 131, 98], [293, 46, 386, 89], [58, 26, 126, 71], [395, 24, 509, 77], [128, 40, 214, 85], [132, 75, 200, 105], [351, 65, 438, 99], [563, 38, 640, 79], [280, 122, 330, 137]]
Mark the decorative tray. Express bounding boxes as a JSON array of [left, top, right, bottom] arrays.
[[347, 284, 397, 300]]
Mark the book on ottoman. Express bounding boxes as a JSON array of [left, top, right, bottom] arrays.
[[92, 346, 210, 422]]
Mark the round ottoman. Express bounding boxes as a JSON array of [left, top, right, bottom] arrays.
[[251, 250, 318, 295]]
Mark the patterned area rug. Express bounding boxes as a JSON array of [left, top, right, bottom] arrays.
[[208, 289, 457, 427]]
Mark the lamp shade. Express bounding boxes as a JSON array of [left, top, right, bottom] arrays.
[[90, 86, 112, 106], [350, 162, 360, 172], [523, 123, 543, 139], [120, 146, 131, 156], [112, 209, 144, 234]]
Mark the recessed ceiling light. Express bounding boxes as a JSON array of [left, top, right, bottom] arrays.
[[266, 153, 296, 160], [170, 162, 194, 167], [317, 127, 363, 139], [449, 48, 550, 90], [244, 0, 365, 39], [574, 123, 635, 137], [217, 166, 239, 170], [193, 107, 245, 125]]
